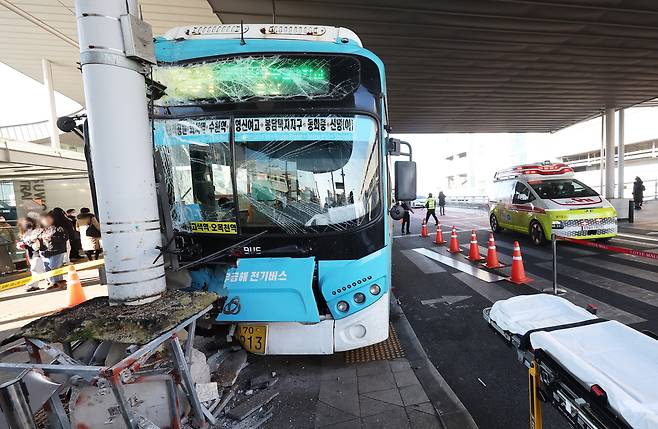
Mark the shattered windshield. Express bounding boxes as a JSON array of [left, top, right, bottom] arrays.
[[154, 115, 381, 234], [153, 55, 360, 104]]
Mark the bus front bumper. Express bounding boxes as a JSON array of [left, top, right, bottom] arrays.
[[237, 291, 390, 355]]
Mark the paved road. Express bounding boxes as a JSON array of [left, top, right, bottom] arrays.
[[392, 207, 658, 429]]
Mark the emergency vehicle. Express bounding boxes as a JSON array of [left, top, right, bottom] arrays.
[[489, 162, 618, 245]]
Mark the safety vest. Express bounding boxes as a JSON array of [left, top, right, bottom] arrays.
[[427, 198, 436, 209]]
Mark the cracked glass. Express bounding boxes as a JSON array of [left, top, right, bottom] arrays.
[[153, 55, 359, 105]]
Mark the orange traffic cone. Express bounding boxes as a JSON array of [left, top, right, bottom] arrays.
[[66, 265, 86, 307], [484, 233, 504, 269], [468, 230, 483, 261], [449, 227, 461, 253], [421, 221, 429, 238], [435, 224, 445, 245], [509, 241, 533, 284]]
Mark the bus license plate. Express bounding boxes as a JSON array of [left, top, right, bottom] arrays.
[[237, 325, 267, 354]]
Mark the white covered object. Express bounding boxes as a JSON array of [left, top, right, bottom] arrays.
[[489, 294, 596, 335], [489, 294, 658, 429], [531, 321, 658, 429]]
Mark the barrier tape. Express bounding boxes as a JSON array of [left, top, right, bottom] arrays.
[[0, 259, 105, 292], [557, 236, 658, 260]]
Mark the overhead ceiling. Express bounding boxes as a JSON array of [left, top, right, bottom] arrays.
[[0, 0, 218, 108], [210, 0, 658, 133]]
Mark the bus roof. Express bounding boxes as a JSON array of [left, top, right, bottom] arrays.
[[494, 162, 574, 182], [162, 24, 362, 47]]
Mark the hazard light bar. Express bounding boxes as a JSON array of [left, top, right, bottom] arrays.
[[495, 162, 574, 181]]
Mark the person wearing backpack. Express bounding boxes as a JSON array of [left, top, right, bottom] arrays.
[[76, 207, 102, 260]]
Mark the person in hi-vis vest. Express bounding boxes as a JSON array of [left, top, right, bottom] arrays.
[[424, 193, 438, 225]]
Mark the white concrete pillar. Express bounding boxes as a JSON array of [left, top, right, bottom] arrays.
[[618, 109, 625, 199], [75, 0, 166, 305], [41, 59, 60, 149], [605, 108, 615, 199]]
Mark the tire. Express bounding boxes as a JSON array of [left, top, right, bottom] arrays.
[[529, 221, 546, 246], [490, 213, 503, 233]]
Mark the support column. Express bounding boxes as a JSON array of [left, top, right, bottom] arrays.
[[618, 109, 625, 199], [75, 0, 166, 305], [605, 108, 615, 199], [41, 59, 60, 150]]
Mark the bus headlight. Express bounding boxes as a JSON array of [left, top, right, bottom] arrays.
[[551, 221, 564, 229], [369, 284, 381, 295], [353, 292, 366, 304], [337, 301, 349, 312]]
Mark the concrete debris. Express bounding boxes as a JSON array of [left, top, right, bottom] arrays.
[[196, 382, 220, 403], [190, 348, 211, 385], [226, 391, 279, 421], [230, 409, 273, 429], [207, 349, 229, 373], [216, 349, 248, 387], [212, 391, 234, 418], [249, 374, 274, 390], [245, 389, 254, 396]]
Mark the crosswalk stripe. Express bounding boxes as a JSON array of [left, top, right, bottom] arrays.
[[493, 240, 553, 260], [612, 248, 658, 266], [578, 257, 658, 283], [522, 274, 645, 325], [616, 232, 658, 244], [400, 249, 446, 274], [609, 237, 656, 248], [536, 261, 658, 307]]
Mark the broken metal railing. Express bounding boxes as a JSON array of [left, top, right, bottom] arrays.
[[0, 305, 214, 429]]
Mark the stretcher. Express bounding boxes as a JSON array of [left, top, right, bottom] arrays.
[[483, 294, 658, 429]]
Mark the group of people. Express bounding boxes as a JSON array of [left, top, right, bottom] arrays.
[[16, 207, 102, 291], [400, 191, 446, 235]]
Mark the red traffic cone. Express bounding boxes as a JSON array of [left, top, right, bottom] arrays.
[[509, 241, 533, 284], [484, 233, 504, 269], [435, 224, 445, 245], [421, 221, 429, 237], [449, 226, 461, 253], [468, 230, 483, 261]]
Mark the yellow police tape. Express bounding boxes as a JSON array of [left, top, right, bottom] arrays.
[[0, 259, 105, 293]]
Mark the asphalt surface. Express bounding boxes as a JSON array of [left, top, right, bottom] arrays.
[[392, 206, 658, 429]]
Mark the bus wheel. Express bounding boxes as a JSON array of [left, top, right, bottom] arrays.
[[530, 221, 546, 246], [490, 214, 503, 233]]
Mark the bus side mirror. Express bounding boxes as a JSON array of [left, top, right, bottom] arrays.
[[394, 161, 417, 201]]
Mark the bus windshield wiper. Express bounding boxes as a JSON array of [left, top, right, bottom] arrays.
[[175, 230, 268, 271]]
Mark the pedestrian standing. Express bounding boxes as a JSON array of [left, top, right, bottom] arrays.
[[17, 217, 45, 291], [66, 208, 82, 260], [632, 177, 645, 210], [424, 193, 438, 225], [77, 207, 102, 260], [34, 213, 68, 289], [401, 201, 414, 234], [438, 191, 446, 216], [51, 208, 77, 264]]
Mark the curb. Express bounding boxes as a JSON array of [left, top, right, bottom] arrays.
[[390, 293, 479, 429]]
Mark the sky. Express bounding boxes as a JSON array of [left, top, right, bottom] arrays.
[[0, 63, 82, 126]]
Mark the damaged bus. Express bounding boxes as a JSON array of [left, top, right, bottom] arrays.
[[151, 24, 415, 354]]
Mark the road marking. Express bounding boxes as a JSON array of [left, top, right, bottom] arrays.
[[394, 234, 421, 238], [421, 296, 471, 307], [610, 237, 657, 248], [617, 232, 658, 243], [451, 272, 515, 303], [536, 261, 658, 307], [612, 249, 658, 266], [400, 249, 446, 274], [412, 248, 506, 283], [523, 274, 645, 325], [578, 257, 658, 283], [493, 240, 554, 260]]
